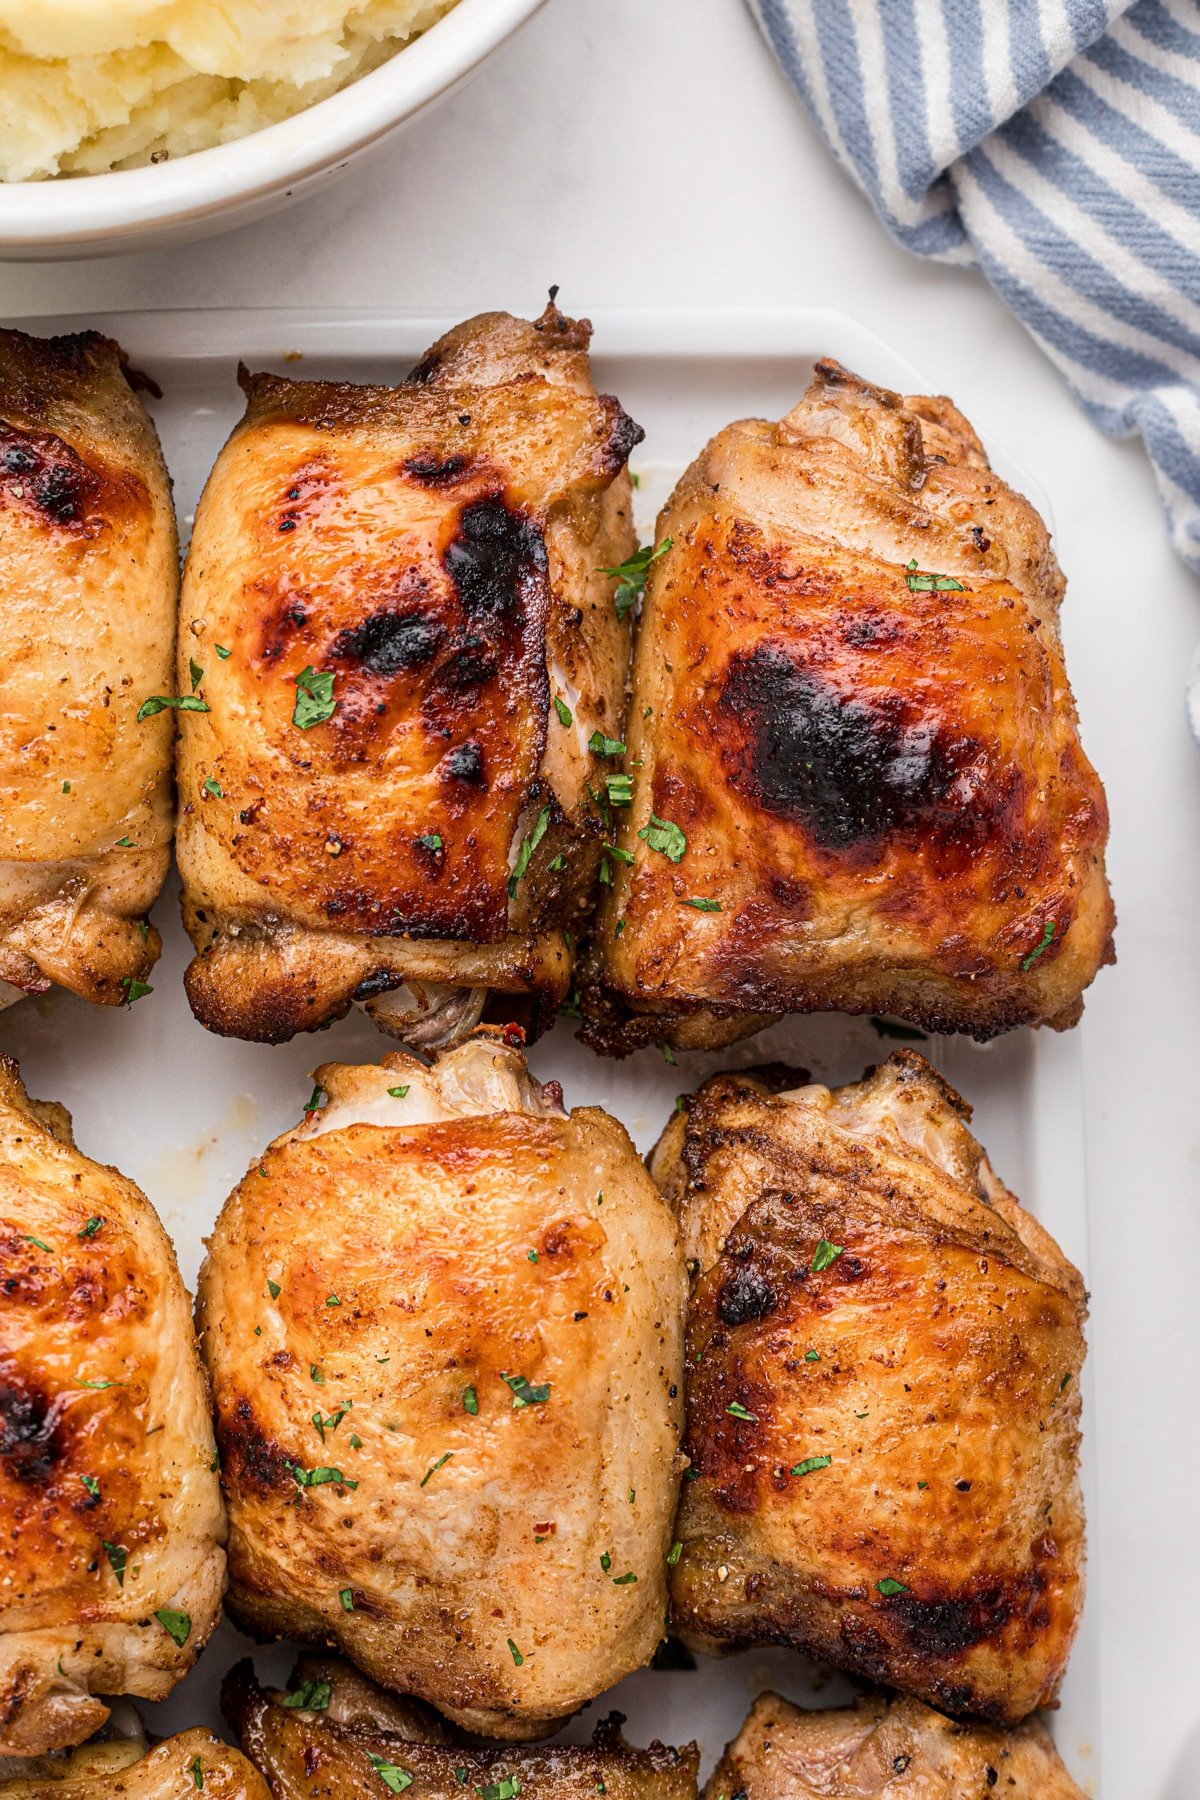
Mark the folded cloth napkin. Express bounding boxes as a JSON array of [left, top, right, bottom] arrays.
[[750, 0, 1200, 583]]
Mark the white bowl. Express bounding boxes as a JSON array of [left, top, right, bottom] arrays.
[[0, 0, 548, 260]]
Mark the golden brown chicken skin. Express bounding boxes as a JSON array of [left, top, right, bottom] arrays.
[[224, 1658, 700, 1800], [0, 330, 176, 1010], [197, 1031, 686, 1739], [0, 1729, 270, 1799], [177, 299, 640, 1047], [587, 359, 1114, 1053], [706, 1691, 1084, 1800], [0, 1058, 225, 1757], [653, 1052, 1086, 1725]]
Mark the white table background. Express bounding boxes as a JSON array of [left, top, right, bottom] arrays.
[[3, 3, 1197, 1793]]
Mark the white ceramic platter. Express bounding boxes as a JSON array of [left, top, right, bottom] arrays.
[[3, 308, 1099, 1793]]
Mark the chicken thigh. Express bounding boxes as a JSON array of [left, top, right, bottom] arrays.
[[0, 329, 176, 1010], [588, 359, 1113, 1052], [197, 1031, 685, 1738], [177, 299, 640, 1046], [0, 1059, 224, 1756], [706, 1691, 1084, 1800], [225, 1658, 700, 1800], [653, 1052, 1086, 1724], [0, 1730, 269, 1799]]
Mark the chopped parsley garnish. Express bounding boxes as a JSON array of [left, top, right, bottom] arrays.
[[22, 1235, 52, 1253], [120, 977, 153, 1006], [325, 1294, 341, 1307], [284, 1678, 332, 1712], [268, 1279, 281, 1299], [292, 666, 337, 729], [463, 1386, 479, 1415], [288, 1463, 356, 1491], [554, 696, 573, 727], [215, 645, 231, 659], [683, 896, 720, 911], [79, 1377, 118, 1390], [599, 539, 673, 620], [155, 1607, 191, 1647], [811, 1238, 844, 1272], [312, 1403, 352, 1442], [527, 1249, 538, 1263], [804, 1349, 820, 1362], [608, 842, 634, 864], [310, 1365, 325, 1384], [387, 1085, 411, 1099], [80, 1474, 100, 1498], [877, 1577, 910, 1597], [600, 1551, 612, 1573], [137, 694, 210, 721], [507, 1637, 524, 1666], [869, 1016, 927, 1041], [667, 1540, 683, 1565], [659, 1042, 677, 1066], [349, 1433, 363, 1449], [612, 1570, 638, 1585], [509, 804, 551, 897], [791, 1456, 832, 1477], [1021, 920, 1056, 971], [190, 1756, 203, 1790], [599, 855, 612, 886], [549, 853, 566, 872], [588, 731, 626, 758], [114, 836, 135, 847], [726, 1401, 757, 1422], [369, 1754, 415, 1793], [62, 780, 71, 793], [479, 1781, 521, 1800], [189, 659, 204, 692], [304, 1084, 326, 1113], [202, 777, 223, 798], [501, 1373, 551, 1409], [414, 833, 443, 852], [420, 1452, 454, 1487], [638, 813, 686, 862], [103, 1540, 128, 1586], [339, 1587, 355, 1611], [1060, 1371, 1073, 1391], [604, 773, 633, 806], [904, 559, 964, 592]]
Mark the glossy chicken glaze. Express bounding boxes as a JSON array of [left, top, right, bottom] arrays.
[[225, 1658, 700, 1800], [591, 360, 1114, 1051], [178, 301, 639, 1045], [197, 1033, 686, 1738], [652, 1052, 1086, 1725], [0, 330, 175, 1009], [0, 1729, 269, 1799], [706, 1691, 1084, 1800], [0, 1060, 224, 1756]]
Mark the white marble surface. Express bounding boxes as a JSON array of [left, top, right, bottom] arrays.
[[2, 2, 1198, 1793]]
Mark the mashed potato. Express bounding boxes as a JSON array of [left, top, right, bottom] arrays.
[[0, 0, 461, 180]]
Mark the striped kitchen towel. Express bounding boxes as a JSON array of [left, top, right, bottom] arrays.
[[750, 0, 1200, 579]]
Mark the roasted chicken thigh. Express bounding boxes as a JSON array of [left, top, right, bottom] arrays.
[[177, 299, 640, 1046], [0, 1059, 224, 1756], [0, 329, 176, 1011], [589, 359, 1113, 1051], [197, 1031, 686, 1738], [653, 1052, 1086, 1724], [706, 1691, 1084, 1800], [225, 1658, 700, 1800], [0, 1730, 270, 1799]]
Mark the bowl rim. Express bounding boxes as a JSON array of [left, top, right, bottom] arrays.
[[0, 0, 546, 243]]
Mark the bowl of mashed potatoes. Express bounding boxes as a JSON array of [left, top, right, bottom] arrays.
[[0, 0, 548, 255]]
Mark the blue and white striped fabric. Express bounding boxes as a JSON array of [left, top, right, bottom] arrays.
[[750, 0, 1200, 574]]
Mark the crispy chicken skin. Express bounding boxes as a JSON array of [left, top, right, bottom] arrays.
[[0, 1058, 224, 1757], [177, 299, 640, 1047], [0, 330, 176, 1010], [0, 1730, 270, 1799], [706, 1691, 1084, 1800], [224, 1658, 700, 1800], [197, 1031, 686, 1739], [653, 1052, 1086, 1725], [588, 359, 1114, 1053]]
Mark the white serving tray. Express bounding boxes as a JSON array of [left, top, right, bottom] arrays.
[[4, 309, 1098, 1793]]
